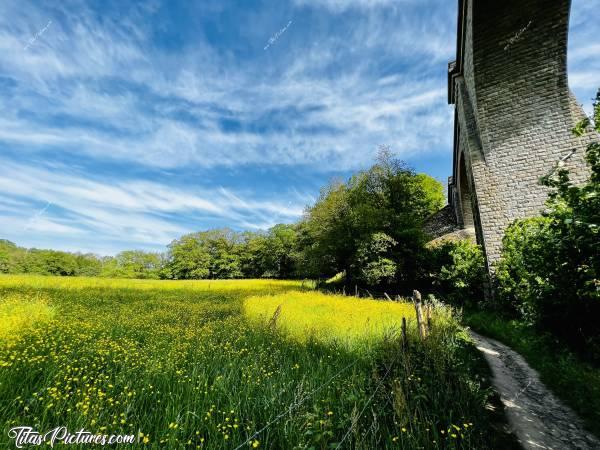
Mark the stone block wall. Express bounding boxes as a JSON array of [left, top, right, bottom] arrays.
[[448, 0, 595, 268]]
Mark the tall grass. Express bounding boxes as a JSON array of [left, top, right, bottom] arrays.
[[1, 275, 503, 448], [244, 291, 416, 350], [0, 293, 55, 343]]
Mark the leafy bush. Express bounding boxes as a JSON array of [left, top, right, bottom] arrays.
[[495, 217, 554, 320], [496, 89, 600, 359], [355, 232, 398, 286], [425, 240, 486, 306]]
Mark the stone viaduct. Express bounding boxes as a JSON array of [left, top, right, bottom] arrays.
[[443, 0, 594, 271]]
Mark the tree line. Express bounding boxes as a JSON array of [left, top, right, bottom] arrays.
[[0, 150, 444, 285], [0, 225, 298, 280]]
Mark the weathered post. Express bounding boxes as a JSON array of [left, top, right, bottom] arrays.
[[412, 290, 426, 339], [355, 285, 358, 297], [268, 304, 282, 329], [401, 317, 407, 348]]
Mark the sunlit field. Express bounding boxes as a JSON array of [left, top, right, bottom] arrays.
[[244, 291, 417, 349], [1, 275, 498, 449]]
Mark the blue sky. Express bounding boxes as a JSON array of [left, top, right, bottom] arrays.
[[1, 0, 599, 255]]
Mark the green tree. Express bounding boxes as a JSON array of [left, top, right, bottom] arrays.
[[43, 250, 78, 276], [102, 250, 163, 279], [165, 233, 212, 279], [416, 173, 445, 214], [205, 229, 243, 279], [165, 229, 242, 279], [13, 249, 78, 276], [74, 254, 103, 277], [238, 231, 268, 278], [297, 148, 444, 289], [0, 240, 18, 273], [296, 180, 351, 279], [261, 224, 298, 278], [354, 232, 398, 286]]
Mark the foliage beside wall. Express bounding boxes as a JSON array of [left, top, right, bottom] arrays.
[[495, 90, 600, 360], [424, 240, 486, 306]]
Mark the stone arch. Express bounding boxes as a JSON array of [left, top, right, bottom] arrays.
[[447, 0, 593, 268]]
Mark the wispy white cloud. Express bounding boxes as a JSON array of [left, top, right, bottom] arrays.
[[23, 201, 52, 231], [569, 71, 600, 90], [23, 217, 82, 235], [568, 0, 600, 111], [569, 43, 600, 62], [0, 159, 306, 253], [292, 0, 419, 12], [0, 0, 597, 254], [0, 0, 455, 172]]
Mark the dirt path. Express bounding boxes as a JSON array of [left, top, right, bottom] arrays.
[[470, 331, 599, 450]]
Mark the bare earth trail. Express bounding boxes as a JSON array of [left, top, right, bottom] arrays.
[[470, 331, 600, 450]]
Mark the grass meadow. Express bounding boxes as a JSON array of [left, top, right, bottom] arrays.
[[1, 275, 503, 449]]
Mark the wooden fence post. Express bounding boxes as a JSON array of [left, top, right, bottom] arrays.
[[268, 304, 282, 329], [413, 290, 426, 339], [401, 317, 407, 348], [355, 285, 358, 297]]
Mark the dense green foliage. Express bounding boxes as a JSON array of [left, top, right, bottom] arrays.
[[164, 229, 244, 280], [101, 250, 164, 279], [0, 240, 166, 280], [0, 224, 299, 281], [297, 149, 444, 289], [424, 240, 486, 306], [0, 240, 104, 277], [496, 91, 600, 359], [355, 232, 399, 285], [163, 225, 299, 280]]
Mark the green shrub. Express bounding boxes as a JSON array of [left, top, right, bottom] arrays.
[[355, 232, 398, 286], [425, 240, 486, 306], [495, 217, 555, 320]]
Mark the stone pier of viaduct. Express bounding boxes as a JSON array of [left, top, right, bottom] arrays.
[[444, 0, 594, 270]]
